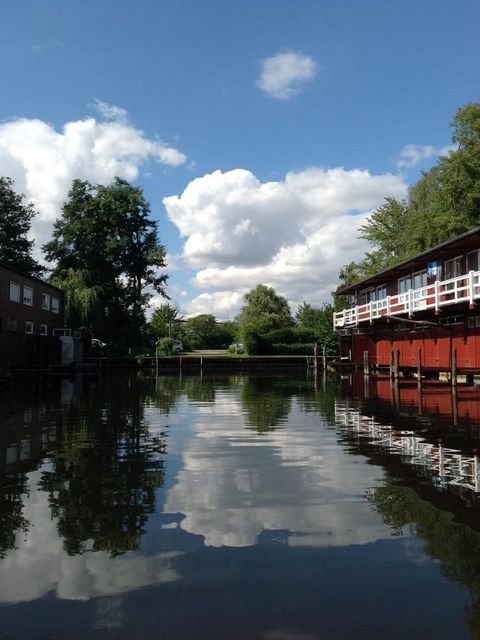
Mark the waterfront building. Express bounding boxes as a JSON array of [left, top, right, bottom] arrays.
[[334, 226, 480, 374]]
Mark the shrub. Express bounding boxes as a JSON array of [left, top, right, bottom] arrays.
[[156, 337, 175, 356]]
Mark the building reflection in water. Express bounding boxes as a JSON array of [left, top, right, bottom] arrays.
[[336, 374, 480, 498]]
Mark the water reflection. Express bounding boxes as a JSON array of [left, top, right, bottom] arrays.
[[1, 372, 480, 638]]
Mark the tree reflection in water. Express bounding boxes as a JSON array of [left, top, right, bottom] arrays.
[[39, 374, 167, 556], [240, 377, 293, 433], [0, 474, 29, 558], [368, 481, 480, 637]]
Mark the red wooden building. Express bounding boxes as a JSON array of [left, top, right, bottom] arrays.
[[334, 226, 480, 375]]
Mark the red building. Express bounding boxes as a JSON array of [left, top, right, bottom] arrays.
[[334, 226, 480, 375]]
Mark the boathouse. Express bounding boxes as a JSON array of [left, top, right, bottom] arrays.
[[334, 226, 480, 376]]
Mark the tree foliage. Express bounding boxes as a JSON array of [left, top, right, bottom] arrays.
[[0, 177, 43, 275], [149, 303, 183, 340], [236, 284, 293, 334], [295, 301, 337, 354], [338, 103, 480, 288], [43, 178, 168, 350]]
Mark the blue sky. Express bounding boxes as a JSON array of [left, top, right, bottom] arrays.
[[1, 1, 479, 318]]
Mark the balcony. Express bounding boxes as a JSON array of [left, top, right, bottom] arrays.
[[334, 270, 480, 329]]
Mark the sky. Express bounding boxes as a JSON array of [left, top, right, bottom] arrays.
[[0, 0, 479, 319]]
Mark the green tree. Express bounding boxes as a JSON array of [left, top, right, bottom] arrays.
[[0, 177, 43, 275], [337, 103, 480, 290], [43, 178, 168, 350], [358, 197, 411, 271], [236, 284, 293, 334], [149, 303, 183, 340], [295, 301, 337, 355], [184, 314, 218, 349]]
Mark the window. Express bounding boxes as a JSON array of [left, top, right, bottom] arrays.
[[51, 296, 59, 313], [42, 293, 50, 310], [6, 319, 17, 332], [23, 286, 33, 306], [467, 250, 480, 272], [25, 321, 34, 334], [40, 324, 48, 336], [9, 281, 20, 303], [398, 276, 412, 294], [444, 256, 463, 280], [373, 286, 387, 301], [413, 270, 427, 289]]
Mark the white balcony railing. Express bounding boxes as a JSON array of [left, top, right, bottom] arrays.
[[334, 270, 480, 329]]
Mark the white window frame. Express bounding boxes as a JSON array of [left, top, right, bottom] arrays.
[[39, 324, 48, 336], [467, 250, 480, 272], [412, 269, 427, 300], [398, 275, 412, 295], [23, 285, 33, 306], [375, 285, 387, 301], [42, 293, 50, 311], [444, 255, 464, 291], [25, 321, 34, 335], [9, 281, 20, 303], [444, 255, 463, 280], [51, 296, 60, 314]]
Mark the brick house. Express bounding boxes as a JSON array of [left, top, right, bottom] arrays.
[[0, 262, 65, 368]]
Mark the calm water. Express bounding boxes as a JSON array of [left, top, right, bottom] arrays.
[[2, 372, 480, 639]]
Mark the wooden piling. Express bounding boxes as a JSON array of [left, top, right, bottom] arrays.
[[363, 351, 369, 376]]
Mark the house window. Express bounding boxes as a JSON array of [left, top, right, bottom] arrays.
[[467, 250, 480, 272], [6, 319, 17, 332], [398, 276, 412, 294], [9, 281, 20, 303], [23, 286, 33, 306], [373, 285, 387, 301], [25, 321, 34, 334], [42, 293, 50, 310], [413, 270, 427, 289], [40, 324, 48, 336], [444, 256, 464, 280], [51, 296, 60, 313]]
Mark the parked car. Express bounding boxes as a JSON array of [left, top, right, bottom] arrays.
[[229, 342, 244, 354], [172, 339, 183, 353], [91, 338, 106, 349]]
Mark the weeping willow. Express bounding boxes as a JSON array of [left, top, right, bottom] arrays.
[[51, 268, 103, 329]]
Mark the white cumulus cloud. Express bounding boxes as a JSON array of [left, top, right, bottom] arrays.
[[257, 52, 318, 100], [164, 167, 408, 318], [0, 104, 187, 251]]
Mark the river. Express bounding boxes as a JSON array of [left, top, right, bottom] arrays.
[[1, 371, 480, 639]]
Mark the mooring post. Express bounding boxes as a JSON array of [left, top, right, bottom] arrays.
[[452, 385, 458, 426], [417, 348, 422, 389], [363, 350, 369, 376], [452, 348, 457, 388], [393, 349, 400, 381]]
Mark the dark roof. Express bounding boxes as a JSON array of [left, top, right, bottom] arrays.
[[337, 225, 480, 295], [0, 261, 63, 292]]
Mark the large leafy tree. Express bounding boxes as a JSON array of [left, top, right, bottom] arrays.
[[149, 303, 183, 339], [236, 284, 293, 334], [43, 178, 168, 349], [0, 177, 43, 275], [295, 301, 338, 354], [338, 103, 480, 288]]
